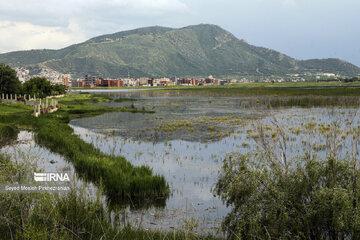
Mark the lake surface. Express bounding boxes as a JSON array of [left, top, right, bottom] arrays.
[[68, 90, 360, 234]]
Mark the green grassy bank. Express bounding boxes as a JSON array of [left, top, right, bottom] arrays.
[[0, 94, 169, 205]]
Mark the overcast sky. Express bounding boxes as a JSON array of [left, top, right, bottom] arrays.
[[0, 0, 359, 66]]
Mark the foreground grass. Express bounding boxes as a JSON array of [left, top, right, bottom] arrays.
[[0, 94, 168, 206], [0, 153, 221, 240]]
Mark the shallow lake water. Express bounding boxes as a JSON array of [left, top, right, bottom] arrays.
[[68, 90, 360, 234], [0, 131, 100, 199]]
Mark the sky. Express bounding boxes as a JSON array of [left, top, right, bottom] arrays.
[[0, 0, 359, 66]]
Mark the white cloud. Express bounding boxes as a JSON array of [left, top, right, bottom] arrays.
[[0, 0, 189, 52], [0, 20, 86, 53]]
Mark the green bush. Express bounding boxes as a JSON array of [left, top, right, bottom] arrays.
[[215, 120, 360, 239], [0, 124, 18, 146]]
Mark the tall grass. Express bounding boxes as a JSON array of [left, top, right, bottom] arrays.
[[246, 95, 360, 108]]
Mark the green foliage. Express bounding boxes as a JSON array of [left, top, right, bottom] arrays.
[[51, 84, 66, 95], [23, 77, 65, 98], [0, 123, 18, 146], [0, 63, 22, 94], [215, 123, 360, 239], [0, 25, 359, 78]]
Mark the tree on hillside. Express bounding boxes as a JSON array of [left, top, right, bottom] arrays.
[[0, 63, 22, 94], [23, 77, 52, 98]]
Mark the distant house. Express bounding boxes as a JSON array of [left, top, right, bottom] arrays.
[[158, 77, 170, 86], [99, 78, 123, 87], [77, 80, 85, 87], [179, 78, 191, 85], [148, 78, 154, 86], [109, 79, 123, 87], [65, 76, 69, 87], [85, 75, 96, 86], [139, 78, 149, 86]]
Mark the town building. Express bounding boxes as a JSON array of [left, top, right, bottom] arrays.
[[85, 75, 96, 86]]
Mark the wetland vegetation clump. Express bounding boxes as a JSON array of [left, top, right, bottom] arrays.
[[215, 114, 360, 239], [150, 115, 244, 143]]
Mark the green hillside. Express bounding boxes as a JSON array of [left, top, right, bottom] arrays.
[[0, 24, 359, 78]]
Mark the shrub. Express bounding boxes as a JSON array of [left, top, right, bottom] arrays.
[[215, 117, 360, 239]]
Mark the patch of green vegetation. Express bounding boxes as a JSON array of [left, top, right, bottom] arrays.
[[0, 123, 18, 146], [0, 102, 33, 113], [175, 85, 360, 97], [148, 115, 242, 143], [58, 93, 112, 105], [0, 94, 167, 206]]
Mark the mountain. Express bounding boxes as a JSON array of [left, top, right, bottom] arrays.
[[0, 24, 359, 78]]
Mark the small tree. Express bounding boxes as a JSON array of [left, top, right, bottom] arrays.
[[23, 77, 52, 98], [52, 84, 66, 95], [0, 63, 22, 94]]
